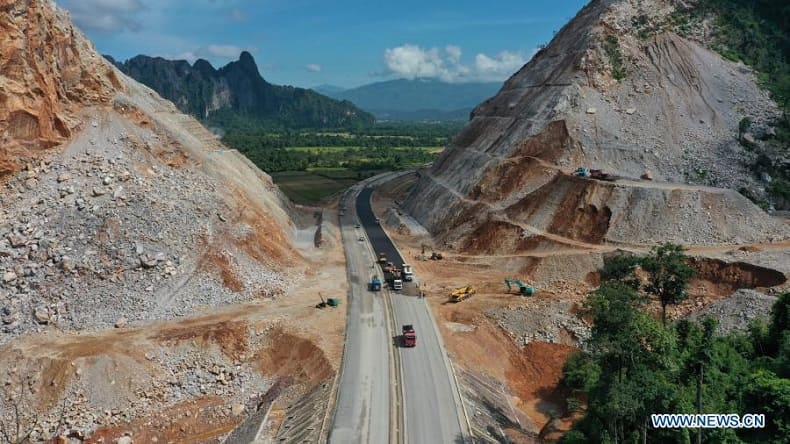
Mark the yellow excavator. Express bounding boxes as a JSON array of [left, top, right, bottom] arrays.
[[448, 285, 476, 303]]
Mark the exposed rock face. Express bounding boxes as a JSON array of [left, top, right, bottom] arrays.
[[0, 0, 300, 342], [0, 0, 121, 177], [404, 0, 789, 250]]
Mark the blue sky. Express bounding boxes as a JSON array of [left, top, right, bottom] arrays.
[[59, 0, 588, 89]]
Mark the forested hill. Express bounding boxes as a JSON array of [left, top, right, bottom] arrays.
[[107, 52, 375, 129]]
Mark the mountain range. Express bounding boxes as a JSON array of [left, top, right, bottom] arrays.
[[107, 53, 374, 129], [316, 79, 502, 121]]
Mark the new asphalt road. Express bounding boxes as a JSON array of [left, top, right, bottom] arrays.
[[355, 185, 469, 443], [329, 183, 393, 444]]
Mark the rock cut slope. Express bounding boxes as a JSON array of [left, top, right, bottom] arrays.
[[404, 0, 789, 250], [0, 0, 301, 341]]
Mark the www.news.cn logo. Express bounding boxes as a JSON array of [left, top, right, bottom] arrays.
[[651, 414, 766, 429]]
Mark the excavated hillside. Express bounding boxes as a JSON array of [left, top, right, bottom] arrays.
[[0, 3, 350, 441], [0, 0, 300, 342], [0, 0, 354, 442], [404, 0, 789, 251]]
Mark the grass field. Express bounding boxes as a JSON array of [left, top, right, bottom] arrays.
[[271, 170, 363, 205], [271, 146, 444, 205]]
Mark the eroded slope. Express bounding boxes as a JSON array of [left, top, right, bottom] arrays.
[[404, 0, 789, 251]]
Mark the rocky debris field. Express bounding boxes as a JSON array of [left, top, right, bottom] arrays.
[[0, 317, 322, 442], [0, 113, 288, 344], [687, 289, 778, 335], [486, 298, 590, 346]]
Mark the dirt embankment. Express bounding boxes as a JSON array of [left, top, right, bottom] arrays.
[[690, 258, 787, 294]]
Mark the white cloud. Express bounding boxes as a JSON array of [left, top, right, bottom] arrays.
[[384, 44, 449, 80], [305, 64, 321, 72], [204, 44, 244, 58], [160, 45, 251, 64], [61, 0, 145, 32], [474, 51, 527, 80], [445, 45, 462, 65], [382, 44, 530, 82]]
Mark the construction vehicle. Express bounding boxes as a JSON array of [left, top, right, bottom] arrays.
[[378, 252, 387, 264], [370, 276, 382, 291], [430, 252, 443, 260], [384, 261, 395, 273], [393, 279, 403, 291], [402, 324, 416, 347], [575, 167, 617, 182], [505, 278, 535, 296], [589, 169, 616, 181], [402, 263, 414, 281], [449, 285, 476, 302], [316, 292, 341, 308]]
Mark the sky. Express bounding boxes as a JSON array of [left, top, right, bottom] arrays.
[[58, 0, 588, 89]]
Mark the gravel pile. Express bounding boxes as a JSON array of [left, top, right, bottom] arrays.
[[486, 299, 590, 346], [0, 114, 288, 345], [687, 289, 778, 335]]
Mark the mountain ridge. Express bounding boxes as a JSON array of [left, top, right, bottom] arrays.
[[108, 53, 374, 129], [324, 78, 501, 121]]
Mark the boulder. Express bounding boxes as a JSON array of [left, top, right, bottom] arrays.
[[6, 234, 26, 248], [2, 271, 17, 283], [33, 306, 51, 324]]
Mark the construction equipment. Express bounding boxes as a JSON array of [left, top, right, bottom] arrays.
[[393, 279, 403, 291], [505, 278, 535, 296], [449, 285, 476, 302], [327, 298, 340, 307], [430, 252, 443, 260], [575, 167, 617, 182], [402, 324, 416, 347], [589, 169, 616, 181], [384, 261, 395, 273], [370, 276, 382, 291], [316, 292, 328, 308], [378, 252, 387, 264], [402, 263, 414, 281]]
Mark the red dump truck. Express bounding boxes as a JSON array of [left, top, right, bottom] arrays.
[[402, 324, 416, 347]]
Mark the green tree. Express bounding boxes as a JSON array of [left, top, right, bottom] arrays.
[[741, 369, 790, 443], [566, 283, 680, 443], [641, 243, 696, 325], [767, 292, 790, 355], [599, 253, 641, 289]]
